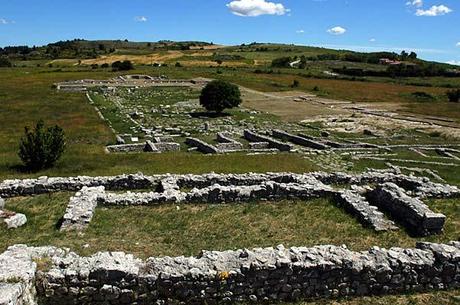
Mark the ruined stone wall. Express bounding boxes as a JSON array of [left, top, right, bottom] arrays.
[[367, 183, 446, 236], [154, 142, 181, 152], [106, 144, 146, 153], [244, 130, 293, 152], [185, 137, 220, 154], [1, 242, 459, 305], [0, 173, 156, 198], [1, 171, 459, 200], [216, 132, 244, 151], [273, 130, 328, 150]]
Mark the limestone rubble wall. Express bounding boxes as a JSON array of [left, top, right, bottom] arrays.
[[1, 242, 458, 305], [272, 130, 328, 150], [185, 138, 220, 154], [1, 172, 459, 199], [244, 130, 293, 152]]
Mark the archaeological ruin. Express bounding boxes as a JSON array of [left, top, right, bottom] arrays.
[[1, 240, 459, 305]]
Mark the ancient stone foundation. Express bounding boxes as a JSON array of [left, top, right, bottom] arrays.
[[367, 183, 446, 236], [0, 242, 459, 305], [1, 171, 458, 235]]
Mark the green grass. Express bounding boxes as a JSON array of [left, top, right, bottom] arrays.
[[2, 195, 459, 258]]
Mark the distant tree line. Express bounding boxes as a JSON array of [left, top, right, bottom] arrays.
[[332, 63, 458, 78], [271, 50, 460, 78], [272, 51, 418, 68]]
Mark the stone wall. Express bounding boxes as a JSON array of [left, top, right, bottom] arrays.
[[185, 138, 220, 154], [273, 130, 328, 150], [334, 190, 398, 232], [60, 186, 106, 231], [216, 132, 244, 151], [0, 173, 155, 198], [249, 142, 270, 149], [367, 183, 446, 236], [2, 171, 458, 200], [244, 130, 293, 152], [154, 142, 181, 153], [1, 171, 459, 235], [107, 142, 180, 154], [106, 144, 146, 153], [1, 242, 459, 305]]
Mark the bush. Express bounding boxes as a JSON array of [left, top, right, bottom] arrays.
[[411, 91, 434, 101], [112, 60, 134, 71], [0, 57, 12, 67], [446, 89, 460, 103], [199, 80, 242, 113], [175, 62, 183, 67], [101, 63, 109, 68], [18, 120, 66, 171], [271, 57, 292, 68], [291, 79, 300, 88]]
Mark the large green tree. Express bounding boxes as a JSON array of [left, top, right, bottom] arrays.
[[199, 80, 242, 113]]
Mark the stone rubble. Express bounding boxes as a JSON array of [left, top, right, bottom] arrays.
[[0, 197, 27, 229], [0, 242, 459, 305], [2, 213, 27, 229]]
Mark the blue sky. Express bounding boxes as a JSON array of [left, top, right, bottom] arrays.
[[1, 0, 459, 64]]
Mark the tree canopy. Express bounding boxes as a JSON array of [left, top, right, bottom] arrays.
[[199, 80, 242, 113]]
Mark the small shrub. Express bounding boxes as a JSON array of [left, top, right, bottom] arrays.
[[313, 86, 320, 92], [429, 131, 442, 137], [291, 79, 300, 88], [101, 63, 109, 68], [446, 89, 460, 103], [175, 62, 183, 67], [0, 57, 12, 67], [411, 91, 434, 101], [18, 120, 66, 171]]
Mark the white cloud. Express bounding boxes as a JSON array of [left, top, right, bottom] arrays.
[[327, 26, 346, 35], [416, 5, 452, 16], [447, 60, 460, 66], [134, 16, 148, 22], [456, 42, 460, 47], [227, 0, 290, 17], [370, 38, 376, 42], [296, 29, 305, 34], [0, 18, 13, 24], [406, 0, 423, 7]]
